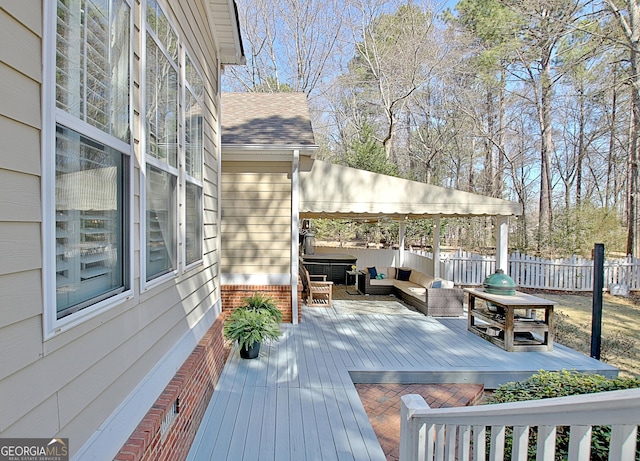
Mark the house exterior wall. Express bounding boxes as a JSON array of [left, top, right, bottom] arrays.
[[0, 1, 229, 459], [221, 161, 293, 276], [220, 160, 297, 321]]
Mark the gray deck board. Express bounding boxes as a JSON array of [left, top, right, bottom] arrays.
[[187, 301, 617, 461]]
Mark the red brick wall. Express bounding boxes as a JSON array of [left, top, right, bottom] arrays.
[[114, 313, 230, 461], [221, 283, 304, 323]]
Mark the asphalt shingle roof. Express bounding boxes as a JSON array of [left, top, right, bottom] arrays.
[[221, 92, 316, 146]]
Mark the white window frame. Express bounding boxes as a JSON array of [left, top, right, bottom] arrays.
[[42, 0, 135, 338], [182, 49, 205, 270], [141, 0, 181, 289]]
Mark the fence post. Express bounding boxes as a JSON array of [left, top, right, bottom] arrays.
[[591, 243, 604, 360]]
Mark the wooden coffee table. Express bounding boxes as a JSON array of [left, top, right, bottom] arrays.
[[464, 288, 555, 352]]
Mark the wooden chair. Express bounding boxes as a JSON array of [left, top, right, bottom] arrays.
[[300, 265, 333, 307]]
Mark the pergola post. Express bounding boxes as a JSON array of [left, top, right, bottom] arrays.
[[433, 215, 441, 278], [399, 220, 406, 267], [495, 216, 509, 273]]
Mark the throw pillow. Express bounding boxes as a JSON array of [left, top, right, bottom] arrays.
[[431, 280, 442, 288], [397, 268, 411, 281], [367, 266, 378, 278]]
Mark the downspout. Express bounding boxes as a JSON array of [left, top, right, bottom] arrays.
[[291, 150, 300, 324], [216, 61, 223, 307]]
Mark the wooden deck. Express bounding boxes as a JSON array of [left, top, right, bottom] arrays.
[[186, 300, 617, 461]]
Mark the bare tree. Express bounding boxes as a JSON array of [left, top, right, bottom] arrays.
[[225, 0, 345, 96], [604, 0, 640, 258]]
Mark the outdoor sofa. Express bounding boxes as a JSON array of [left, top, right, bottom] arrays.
[[358, 266, 464, 317]]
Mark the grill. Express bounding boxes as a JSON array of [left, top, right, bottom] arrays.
[[483, 269, 516, 296]]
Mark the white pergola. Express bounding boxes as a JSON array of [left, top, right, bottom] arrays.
[[298, 159, 523, 277]]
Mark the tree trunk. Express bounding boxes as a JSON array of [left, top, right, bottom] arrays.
[[606, 68, 617, 209], [625, 3, 640, 258], [576, 85, 585, 208], [628, 77, 640, 258], [538, 46, 554, 251], [606, 0, 640, 258]]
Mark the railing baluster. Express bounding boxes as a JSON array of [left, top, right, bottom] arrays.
[[426, 423, 436, 461], [435, 424, 446, 461], [568, 425, 591, 461], [608, 424, 638, 461], [457, 425, 471, 461], [444, 425, 457, 461], [536, 425, 556, 461], [512, 426, 529, 461], [489, 426, 505, 461], [472, 425, 486, 461]]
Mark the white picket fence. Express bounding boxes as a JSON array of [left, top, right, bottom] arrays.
[[411, 249, 640, 292]]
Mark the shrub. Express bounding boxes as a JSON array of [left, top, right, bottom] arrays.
[[240, 292, 283, 323], [487, 370, 640, 461]]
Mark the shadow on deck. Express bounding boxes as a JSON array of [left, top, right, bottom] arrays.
[[186, 296, 617, 461]]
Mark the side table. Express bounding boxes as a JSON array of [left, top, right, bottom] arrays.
[[345, 270, 359, 295]]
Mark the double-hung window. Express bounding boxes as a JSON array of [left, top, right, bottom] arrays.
[[183, 54, 204, 266], [145, 0, 179, 282], [53, 0, 132, 320]]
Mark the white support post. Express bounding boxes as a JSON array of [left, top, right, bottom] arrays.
[[433, 215, 441, 278], [291, 150, 300, 325], [495, 216, 509, 273], [400, 394, 430, 461], [399, 220, 406, 267]]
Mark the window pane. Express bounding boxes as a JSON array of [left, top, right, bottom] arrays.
[[185, 182, 202, 265], [146, 0, 178, 60], [185, 92, 203, 180], [56, 0, 130, 142], [146, 165, 177, 280], [146, 33, 178, 168], [55, 125, 129, 318], [185, 55, 204, 102]]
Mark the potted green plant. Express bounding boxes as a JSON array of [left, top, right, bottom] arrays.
[[223, 293, 282, 359]]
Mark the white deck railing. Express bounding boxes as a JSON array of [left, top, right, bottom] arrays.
[[400, 388, 640, 461]]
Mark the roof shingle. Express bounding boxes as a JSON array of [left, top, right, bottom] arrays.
[[221, 92, 316, 146]]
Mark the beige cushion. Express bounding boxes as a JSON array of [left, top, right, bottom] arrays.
[[370, 278, 394, 286], [393, 280, 426, 301], [408, 270, 433, 288]]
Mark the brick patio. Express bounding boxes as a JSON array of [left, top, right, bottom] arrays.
[[356, 383, 485, 461]]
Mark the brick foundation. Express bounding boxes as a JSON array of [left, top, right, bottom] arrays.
[[114, 313, 230, 461], [221, 283, 304, 324]]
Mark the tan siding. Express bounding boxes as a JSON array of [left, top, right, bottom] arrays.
[[0, 0, 42, 35], [0, 62, 40, 128], [222, 215, 291, 227], [0, 317, 42, 382], [0, 168, 41, 222], [221, 162, 293, 275], [0, 116, 41, 175], [0, 8, 41, 81], [0, 270, 42, 330], [0, 222, 41, 275], [0, 0, 224, 456], [0, 396, 60, 438]]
